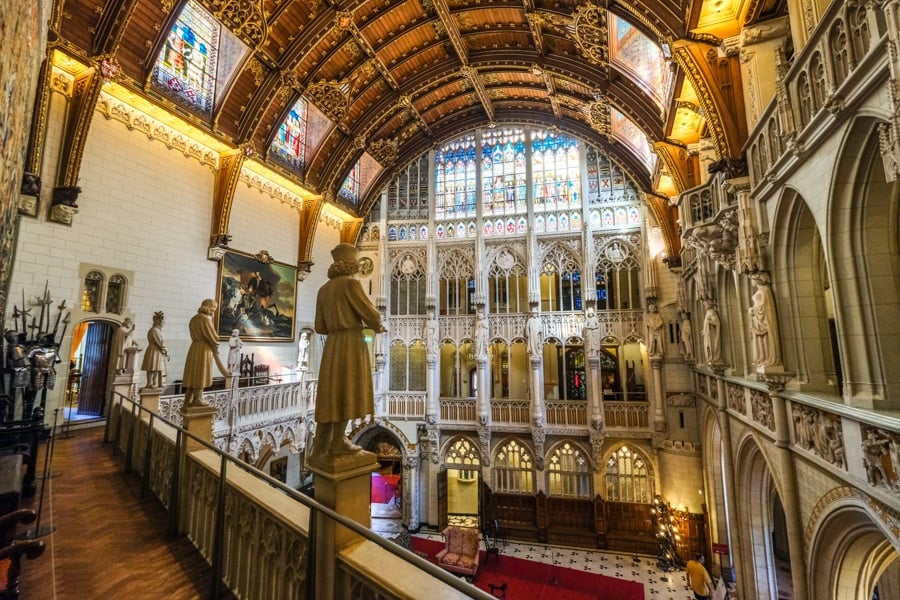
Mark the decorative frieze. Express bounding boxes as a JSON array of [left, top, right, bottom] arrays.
[[727, 383, 746, 414], [792, 404, 846, 469], [750, 389, 774, 432]]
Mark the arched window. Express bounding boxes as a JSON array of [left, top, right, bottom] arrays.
[[540, 243, 582, 312], [797, 72, 813, 127], [435, 135, 477, 221], [830, 21, 849, 85], [595, 240, 641, 310], [488, 249, 528, 314], [439, 249, 476, 316], [105, 274, 127, 314], [269, 98, 308, 172], [810, 54, 827, 110], [531, 131, 580, 213], [493, 440, 534, 494], [389, 340, 408, 391], [387, 154, 430, 220], [81, 271, 104, 313], [548, 443, 592, 498], [339, 161, 360, 205], [850, 6, 870, 62], [390, 253, 426, 315], [446, 437, 480, 468], [482, 128, 526, 217], [767, 119, 781, 165], [605, 445, 652, 503]]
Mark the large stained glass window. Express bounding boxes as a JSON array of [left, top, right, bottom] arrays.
[[269, 98, 308, 173], [481, 128, 526, 218], [605, 445, 652, 503], [435, 135, 477, 220], [493, 440, 534, 494], [531, 131, 580, 213], [152, 1, 220, 114], [548, 443, 591, 498], [610, 15, 671, 108]]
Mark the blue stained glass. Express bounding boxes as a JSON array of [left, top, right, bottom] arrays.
[[269, 98, 308, 172]]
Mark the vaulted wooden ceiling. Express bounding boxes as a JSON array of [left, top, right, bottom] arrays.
[[50, 0, 784, 239]]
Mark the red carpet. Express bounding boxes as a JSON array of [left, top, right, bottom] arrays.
[[411, 537, 643, 600]]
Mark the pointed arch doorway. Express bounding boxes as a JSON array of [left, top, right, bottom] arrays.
[[67, 319, 115, 420], [366, 431, 404, 524], [441, 436, 482, 530]]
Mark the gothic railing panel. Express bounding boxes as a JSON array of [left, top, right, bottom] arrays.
[[603, 401, 650, 429], [545, 401, 588, 426], [440, 398, 477, 423], [491, 399, 530, 424], [385, 393, 426, 420]]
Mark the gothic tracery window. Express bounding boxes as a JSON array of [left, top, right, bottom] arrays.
[[488, 250, 528, 314], [446, 437, 481, 468], [439, 249, 476, 316], [105, 274, 126, 315], [540, 243, 583, 312], [605, 445, 652, 503], [482, 128, 526, 218], [548, 443, 592, 498], [435, 135, 477, 221], [595, 240, 642, 310], [493, 440, 534, 494], [830, 22, 849, 85], [390, 254, 426, 315]]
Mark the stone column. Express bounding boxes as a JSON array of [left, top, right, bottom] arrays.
[[308, 453, 380, 600], [712, 368, 741, 587], [649, 356, 665, 432], [764, 372, 808, 600], [529, 354, 544, 425], [587, 355, 603, 428]]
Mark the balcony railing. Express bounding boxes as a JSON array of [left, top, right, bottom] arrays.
[[604, 401, 650, 429]]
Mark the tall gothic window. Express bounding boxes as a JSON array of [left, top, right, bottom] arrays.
[[605, 445, 652, 503], [439, 249, 476, 316], [105, 274, 126, 314], [482, 128, 526, 218], [435, 135, 477, 220], [531, 131, 580, 214], [548, 443, 591, 498], [390, 254, 426, 315], [390, 340, 426, 391], [488, 250, 528, 314], [540, 243, 583, 312], [830, 22, 849, 85], [387, 154, 430, 220], [595, 240, 641, 310], [340, 161, 360, 205], [493, 440, 534, 494], [389, 341, 407, 391]]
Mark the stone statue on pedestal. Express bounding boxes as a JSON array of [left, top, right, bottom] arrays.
[[141, 311, 168, 390], [182, 299, 229, 409]]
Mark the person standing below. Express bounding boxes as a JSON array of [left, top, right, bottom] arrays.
[[686, 553, 713, 600], [141, 311, 168, 390], [182, 299, 229, 409], [311, 244, 385, 462]]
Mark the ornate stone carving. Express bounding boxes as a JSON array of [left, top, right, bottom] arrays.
[[685, 207, 738, 270], [750, 389, 774, 431], [792, 405, 845, 469], [368, 138, 398, 167], [667, 393, 695, 407], [727, 383, 746, 414], [861, 426, 900, 490]]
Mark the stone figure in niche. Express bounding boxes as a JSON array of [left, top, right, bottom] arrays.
[[793, 406, 815, 450], [227, 329, 243, 375], [424, 311, 439, 363], [111, 317, 138, 374], [679, 311, 694, 361], [861, 430, 893, 488], [526, 310, 543, 357], [645, 304, 664, 357], [182, 299, 229, 409], [296, 331, 310, 370], [140, 311, 168, 390], [583, 309, 601, 360], [749, 275, 781, 368], [310, 244, 385, 462], [702, 302, 721, 364], [475, 308, 490, 361]]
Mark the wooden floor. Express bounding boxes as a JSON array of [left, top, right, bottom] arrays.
[[18, 425, 231, 600]]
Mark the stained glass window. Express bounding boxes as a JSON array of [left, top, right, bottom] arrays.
[[610, 15, 671, 107], [531, 131, 580, 213], [612, 110, 655, 172], [339, 161, 360, 204], [152, 1, 220, 114], [435, 136, 477, 220], [481, 128, 526, 218], [493, 440, 534, 494], [548, 443, 591, 498], [105, 274, 126, 314], [605, 445, 652, 503], [269, 98, 308, 173]]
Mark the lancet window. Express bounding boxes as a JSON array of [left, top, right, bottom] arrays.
[[269, 98, 308, 173], [481, 128, 526, 218], [435, 135, 477, 221], [548, 443, 592, 498], [605, 445, 652, 503], [540, 243, 583, 312], [487, 251, 528, 314], [595, 240, 641, 310], [105, 274, 126, 315], [390, 254, 426, 315], [439, 249, 476, 316]]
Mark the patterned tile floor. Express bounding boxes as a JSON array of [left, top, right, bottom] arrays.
[[370, 519, 722, 600]]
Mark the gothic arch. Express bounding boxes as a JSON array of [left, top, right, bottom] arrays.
[[599, 442, 657, 503], [808, 494, 900, 600]]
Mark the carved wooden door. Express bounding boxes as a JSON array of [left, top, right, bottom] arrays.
[[78, 321, 113, 416], [437, 468, 448, 531]]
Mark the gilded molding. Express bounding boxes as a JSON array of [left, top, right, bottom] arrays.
[[368, 138, 398, 167], [237, 169, 305, 211], [306, 80, 349, 121], [94, 93, 219, 168], [200, 0, 267, 48], [569, 4, 609, 67], [672, 46, 729, 161], [654, 141, 686, 193], [211, 149, 247, 243]]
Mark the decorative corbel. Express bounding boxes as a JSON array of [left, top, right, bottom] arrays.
[[209, 147, 250, 255], [297, 195, 325, 278]]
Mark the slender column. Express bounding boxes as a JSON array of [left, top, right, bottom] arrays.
[[529, 354, 544, 424], [712, 369, 742, 588], [649, 356, 665, 431], [587, 354, 603, 427], [764, 372, 808, 600]]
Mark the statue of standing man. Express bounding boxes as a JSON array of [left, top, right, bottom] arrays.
[[182, 299, 229, 409], [141, 311, 168, 390], [310, 244, 385, 464]]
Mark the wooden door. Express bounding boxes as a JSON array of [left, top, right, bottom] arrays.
[[437, 468, 448, 531], [77, 321, 113, 416]]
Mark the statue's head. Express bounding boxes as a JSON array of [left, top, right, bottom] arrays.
[[153, 311, 165, 325], [199, 298, 218, 315], [331, 243, 359, 264]]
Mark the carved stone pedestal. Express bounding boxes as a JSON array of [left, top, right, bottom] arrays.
[[181, 404, 216, 453], [138, 388, 162, 415], [308, 451, 379, 599]]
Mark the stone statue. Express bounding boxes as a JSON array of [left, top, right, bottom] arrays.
[[140, 311, 168, 390], [227, 329, 243, 375], [310, 244, 385, 462], [526, 310, 543, 357], [702, 303, 721, 364], [182, 299, 229, 409], [424, 312, 439, 362], [296, 331, 310, 369], [861, 430, 892, 488], [111, 318, 138, 374], [475, 308, 490, 361], [749, 276, 781, 368], [583, 309, 601, 360], [679, 311, 694, 361], [645, 304, 664, 357]]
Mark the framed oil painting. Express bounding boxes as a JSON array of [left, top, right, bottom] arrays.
[[216, 250, 296, 341]]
